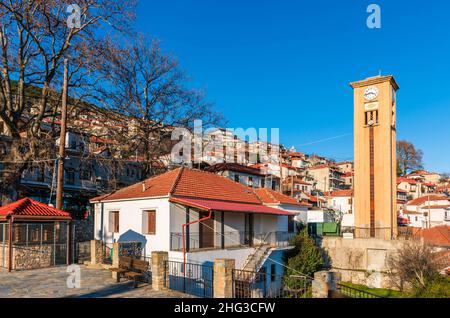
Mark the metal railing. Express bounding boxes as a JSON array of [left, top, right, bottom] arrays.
[[164, 260, 213, 298], [170, 231, 296, 252], [336, 283, 384, 298], [232, 269, 312, 298]]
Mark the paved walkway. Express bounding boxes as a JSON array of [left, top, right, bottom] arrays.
[[0, 266, 192, 298]]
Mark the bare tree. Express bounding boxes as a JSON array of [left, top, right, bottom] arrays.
[[397, 140, 424, 176], [0, 0, 136, 204], [387, 240, 440, 292], [92, 35, 223, 179]]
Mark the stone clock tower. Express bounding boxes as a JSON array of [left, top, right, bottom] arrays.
[[350, 75, 398, 240]]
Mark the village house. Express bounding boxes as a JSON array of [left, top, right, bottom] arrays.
[[324, 189, 354, 228], [307, 164, 344, 192], [407, 170, 442, 185], [90, 167, 298, 272], [402, 195, 450, 228]]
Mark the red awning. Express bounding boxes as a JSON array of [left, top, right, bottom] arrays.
[[169, 197, 295, 216]]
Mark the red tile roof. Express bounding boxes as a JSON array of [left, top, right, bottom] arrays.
[[419, 226, 450, 247], [169, 197, 295, 216], [254, 188, 309, 206], [397, 177, 417, 185], [92, 168, 262, 205], [0, 198, 71, 220], [407, 195, 450, 206]]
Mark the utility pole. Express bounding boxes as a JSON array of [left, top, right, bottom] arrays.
[[56, 58, 69, 210]]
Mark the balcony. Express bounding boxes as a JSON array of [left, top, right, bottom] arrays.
[[170, 231, 296, 252]]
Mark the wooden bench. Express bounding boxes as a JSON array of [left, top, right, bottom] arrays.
[[110, 256, 149, 288], [110, 256, 133, 283]]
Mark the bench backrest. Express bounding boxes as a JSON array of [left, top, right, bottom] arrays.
[[132, 259, 149, 273], [119, 256, 133, 269]]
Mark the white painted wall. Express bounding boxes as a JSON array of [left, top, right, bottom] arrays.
[[94, 197, 171, 256]]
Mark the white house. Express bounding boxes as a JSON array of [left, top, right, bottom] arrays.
[[90, 167, 297, 272], [325, 189, 354, 227], [403, 195, 450, 228]]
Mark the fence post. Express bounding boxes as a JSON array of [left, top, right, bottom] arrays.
[[213, 258, 235, 298], [90, 240, 103, 265], [111, 242, 120, 280], [311, 270, 339, 298], [151, 251, 168, 291]]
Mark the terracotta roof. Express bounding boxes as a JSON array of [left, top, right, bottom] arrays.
[[407, 195, 450, 206], [90, 168, 181, 202], [204, 163, 266, 176], [91, 168, 260, 205], [169, 197, 295, 216], [0, 198, 71, 220], [254, 188, 309, 206], [397, 177, 417, 185], [423, 205, 450, 209], [397, 189, 408, 193], [419, 226, 450, 247], [342, 172, 354, 177]]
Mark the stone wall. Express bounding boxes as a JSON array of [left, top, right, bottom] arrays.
[[12, 245, 53, 270], [73, 214, 94, 242], [320, 237, 404, 289]]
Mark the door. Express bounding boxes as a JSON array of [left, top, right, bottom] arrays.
[[199, 213, 214, 248]]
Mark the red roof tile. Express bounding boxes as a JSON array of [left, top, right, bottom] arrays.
[[419, 226, 450, 247], [92, 168, 260, 205], [397, 177, 417, 185], [0, 198, 71, 220], [254, 188, 308, 206], [407, 195, 450, 206], [169, 197, 295, 216]]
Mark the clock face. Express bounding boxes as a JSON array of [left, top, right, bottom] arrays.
[[364, 86, 379, 101]]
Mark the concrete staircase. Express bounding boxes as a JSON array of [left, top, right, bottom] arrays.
[[242, 245, 271, 272]]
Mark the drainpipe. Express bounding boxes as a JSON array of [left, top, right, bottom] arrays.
[[182, 210, 212, 272]]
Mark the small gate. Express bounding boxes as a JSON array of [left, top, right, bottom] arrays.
[[102, 243, 113, 265], [164, 260, 214, 298], [233, 269, 312, 298]]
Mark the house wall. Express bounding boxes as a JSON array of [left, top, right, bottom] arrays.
[[94, 197, 171, 256]]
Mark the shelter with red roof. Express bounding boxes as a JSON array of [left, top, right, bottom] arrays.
[[0, 198, 72, 272]]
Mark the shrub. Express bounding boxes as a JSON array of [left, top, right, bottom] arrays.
[[284, 228, 323, 277]]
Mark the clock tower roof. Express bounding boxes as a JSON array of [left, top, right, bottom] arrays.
[[350, 75, 399, 91]]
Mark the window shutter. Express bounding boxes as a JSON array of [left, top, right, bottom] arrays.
[[114, 212, 120, 233], [148, 211, 156, 235], [109, 212, 114, 233], [142, 211, 149, 234]]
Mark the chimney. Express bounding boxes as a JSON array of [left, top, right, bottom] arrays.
[[142, 181, 146, 192]]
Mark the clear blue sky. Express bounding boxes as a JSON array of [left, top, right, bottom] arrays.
[[137, 0, 450, 173]]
